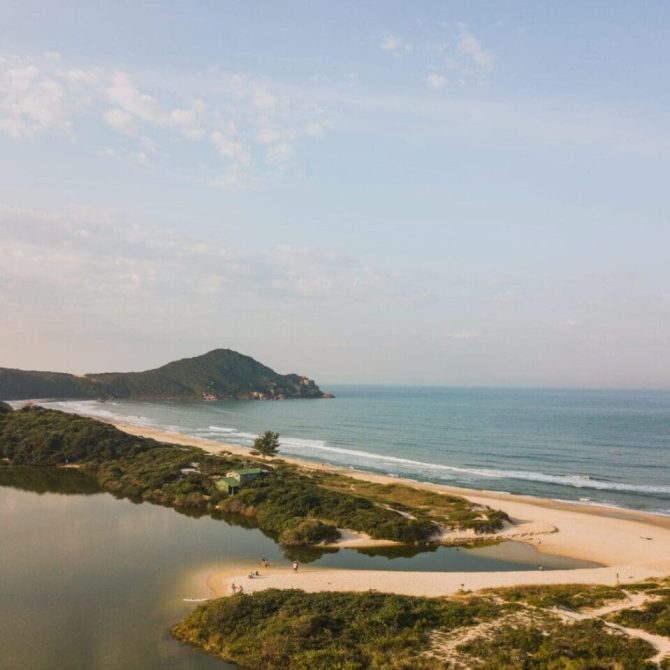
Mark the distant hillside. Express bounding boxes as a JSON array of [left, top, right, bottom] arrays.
[[0, 349, 331, 401]]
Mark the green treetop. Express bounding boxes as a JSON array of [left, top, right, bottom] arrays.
[[253, 430, 280, 457]]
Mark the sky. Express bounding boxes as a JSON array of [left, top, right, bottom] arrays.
[[0, 1, 669, 387]]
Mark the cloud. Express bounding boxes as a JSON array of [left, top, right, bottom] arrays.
[[266, 142, 295, 165], [425, 73, 447, 90], [250, 84, 277, 111], [381, 34, 411, 56], [106, 71, 161, 122], [101, 146, 149, 164], [457, 26, 496, 73], [208, 164, 259, 190], [104, 108, 135, 134], [65, 68, 99, 87], [210, 128, 251, 165], [380, 24, 496, 86], [0, 204, 418, 314], [104, 71, 206, 139], [0, 58, 72, 139], [0, 54, 330, 185]]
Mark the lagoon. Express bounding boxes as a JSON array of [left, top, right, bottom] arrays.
[[0, 468, 594, 670]]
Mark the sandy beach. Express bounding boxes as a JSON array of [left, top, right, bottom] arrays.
[[114, 420, 670, 598]]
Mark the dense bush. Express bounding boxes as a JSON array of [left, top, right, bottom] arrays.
[[279, 519, 341, 545], [458, 618, 657, 669], [317, 475, 510, 534], [220, 467, 440, 544], [173, 589, 501, 670], [173, 589, 662, 670], [0, 406, 156, 465]]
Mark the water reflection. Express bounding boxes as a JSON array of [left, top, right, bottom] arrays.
[[0, 468, 598, 670], [0, 466, 102, 495]]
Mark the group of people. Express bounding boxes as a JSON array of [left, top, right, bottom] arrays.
[[229, 558, 300, 595]]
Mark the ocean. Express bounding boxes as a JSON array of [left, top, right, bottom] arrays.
[[39, 386, 670, 515]]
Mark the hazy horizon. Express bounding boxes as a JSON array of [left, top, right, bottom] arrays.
[[1, 2, 669, 388]]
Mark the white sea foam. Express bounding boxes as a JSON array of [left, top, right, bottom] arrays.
[[272, 438, 670, 495], [38, 400, 155, 428], [44, 400, 670, 499], [207, 426, 236, 433]]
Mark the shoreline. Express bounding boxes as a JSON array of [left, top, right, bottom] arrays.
[[57, 414, 670, 597], [113, 420, 670, 540], [109, 421, 670, 591]]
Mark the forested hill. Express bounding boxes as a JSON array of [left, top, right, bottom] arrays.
[[0, 349, 330, 401]]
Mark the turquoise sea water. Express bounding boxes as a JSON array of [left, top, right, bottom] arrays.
[[40, 386, 670, 515]]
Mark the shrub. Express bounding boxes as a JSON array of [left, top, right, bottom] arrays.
[[279, 520, 341, 545]]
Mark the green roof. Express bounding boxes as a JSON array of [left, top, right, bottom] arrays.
[[216, 477, 241, 491], [233, 468, 266, 475]]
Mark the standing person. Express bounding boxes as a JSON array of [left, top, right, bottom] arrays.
[[292, 560, 299, 572], [231, 583, 237, 595]]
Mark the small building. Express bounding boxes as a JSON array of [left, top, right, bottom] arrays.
[[225, 468, 268, 485], [216, 467, 268, 495], [216, 477, 241, 495]]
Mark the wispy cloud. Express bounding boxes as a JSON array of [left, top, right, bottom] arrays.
[[0, 57, 72, 139], [0, 204, 427, 317], [379, 24, 496, 88], [0, 54, 330, 188], [456, 25, 496, 74], [425, 73, 447, 90], [381, 34, 412, 57]]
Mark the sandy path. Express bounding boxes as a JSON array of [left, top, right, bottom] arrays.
[[555, 591, 670, 664]]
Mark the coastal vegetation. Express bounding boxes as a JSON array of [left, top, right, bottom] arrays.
[[0, 406, 506, 547], [173, 586, 667, 669], [0, 348, 329, 400], [253, 430, 280, 457], [491, 583, 627, 610], [610, 582, 670, 636], [3, 407, 669, 667], [317, 474, 510, 535]]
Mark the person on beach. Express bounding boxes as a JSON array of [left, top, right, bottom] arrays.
[[238, 585, 244, 594], [231, 583, 237, 594], [292, 560, 299, 572]]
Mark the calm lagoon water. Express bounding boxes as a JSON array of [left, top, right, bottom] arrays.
[[1, 468, 594, 670]]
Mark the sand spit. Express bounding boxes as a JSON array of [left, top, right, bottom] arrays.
[[103, 420, 670, 598]]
